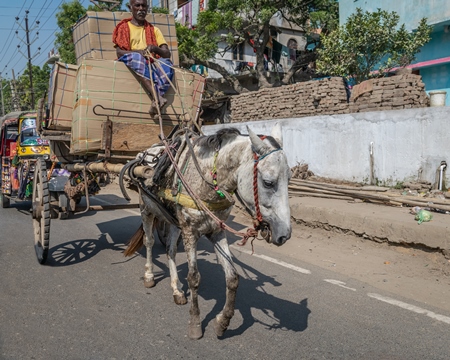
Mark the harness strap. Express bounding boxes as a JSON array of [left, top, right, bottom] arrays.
[[158, 188, 233, 211], [183, 132, 235, 204]]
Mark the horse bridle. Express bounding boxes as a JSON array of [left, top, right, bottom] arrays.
[[236, 137, 283, 245]]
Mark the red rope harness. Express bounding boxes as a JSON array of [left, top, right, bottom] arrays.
[[157, 122, 268, 254], [236, 136, 269, 252], [252, 151, 264, 223]]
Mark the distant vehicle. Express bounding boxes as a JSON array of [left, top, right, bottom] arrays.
[[0, 111, 50, 208]]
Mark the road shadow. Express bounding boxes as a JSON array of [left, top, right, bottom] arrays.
[[6, 199, 33, 216], [120, 213, 310, 338], [47, 215, 148, 266], [47, 211, 310, 337], [196, 240, 311, 338]]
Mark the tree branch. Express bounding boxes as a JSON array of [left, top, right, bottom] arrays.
[[180, 58, 249, 94], [282, 51, 318, 85]]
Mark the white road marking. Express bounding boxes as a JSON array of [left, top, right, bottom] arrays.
[[324, 279, 356, 291], [230, 245, 311, 274], [368, 293, 450, 325]]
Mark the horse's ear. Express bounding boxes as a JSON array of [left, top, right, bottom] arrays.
[[247, 126, 268, 155], [271, 122, 283, 147]]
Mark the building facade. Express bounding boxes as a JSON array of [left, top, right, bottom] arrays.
[[339, 0, 450, 105], [170, 0, 306, 80]]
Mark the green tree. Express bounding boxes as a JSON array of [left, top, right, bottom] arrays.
[[55, 0, 87, 64], [177, 0, 338, 93], [307, 0, 339, 37], [0, 78, 14, 115], [87, 0, 124, 11], [16, 65, 51, 110], [316, 8, 432, 84]]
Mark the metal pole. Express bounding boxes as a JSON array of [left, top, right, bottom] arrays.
[[0, 73, 5, 116], [25, 12, 35, 110]]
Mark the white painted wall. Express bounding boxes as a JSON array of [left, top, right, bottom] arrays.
[[202, 107, 450, 186]]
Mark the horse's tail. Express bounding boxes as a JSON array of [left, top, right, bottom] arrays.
[[124, 224, 145, 257]]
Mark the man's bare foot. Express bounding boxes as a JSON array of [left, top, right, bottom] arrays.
[[158, 96, 168, 109], [149, 101, 158, 115]]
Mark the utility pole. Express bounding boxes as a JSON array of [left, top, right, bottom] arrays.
[[16, 10, 40, 110], [25, 14, 34, 109], [0, 72, 5, 116], [10, 69, 20, 112]]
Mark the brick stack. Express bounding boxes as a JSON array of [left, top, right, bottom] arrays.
[[229, 74, 430, 123], [230, 77, 349, 123], [349, 74, 430, 112]]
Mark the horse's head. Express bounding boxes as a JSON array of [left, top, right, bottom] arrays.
[[237, 123, 292, 246]]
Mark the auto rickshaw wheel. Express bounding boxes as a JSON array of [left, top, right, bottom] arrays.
[[32, 158, 50, 264]]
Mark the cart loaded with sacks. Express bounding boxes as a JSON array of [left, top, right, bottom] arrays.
[[33, 11, 205, 264]]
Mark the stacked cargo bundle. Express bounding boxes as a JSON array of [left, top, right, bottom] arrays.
[[46, 62, 78, 130], [72, 12, 179, 66], [68, 11, 205, 156]]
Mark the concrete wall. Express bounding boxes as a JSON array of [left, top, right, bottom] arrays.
[[202, 107, 450, 186]]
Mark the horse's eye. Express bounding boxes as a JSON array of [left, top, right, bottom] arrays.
[[263, 180, 274, 188]]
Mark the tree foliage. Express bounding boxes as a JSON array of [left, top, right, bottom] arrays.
[[16, 65, 51, 110], [316, 8, 432, 84], [55, 0, 87, 65], [0, 64, 51, 113], [307, 0, 339, 37], [177, 0, 338, 93]]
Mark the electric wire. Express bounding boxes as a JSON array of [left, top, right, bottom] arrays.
[[0, 0, 28, 65]]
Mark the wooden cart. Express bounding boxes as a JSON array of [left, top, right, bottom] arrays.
[[32, 13, 205, 264]]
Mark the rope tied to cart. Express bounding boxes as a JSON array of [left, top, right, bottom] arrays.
[[135, 60, 270, 251]]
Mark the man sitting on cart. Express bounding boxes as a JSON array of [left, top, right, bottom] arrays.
[[113, 0, 174, 114]]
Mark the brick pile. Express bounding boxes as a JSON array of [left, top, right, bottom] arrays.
[[349, 74, 430, 112], [229, 74, 430, 123]]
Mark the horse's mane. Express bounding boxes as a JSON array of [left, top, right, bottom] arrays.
[[260, 135, 282, 150], [195, 128, 241, 150], [196, 127, 282, 152]]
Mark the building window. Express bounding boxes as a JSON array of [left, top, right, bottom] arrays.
[[287, 38, 298, 59], [233, 43, 244, 61]]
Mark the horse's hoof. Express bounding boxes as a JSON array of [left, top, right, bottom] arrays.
[[144, 278, 155, 288], [173, 294, 187, 305], [212, 318, 227, 337], [188, 324, 203, 340]]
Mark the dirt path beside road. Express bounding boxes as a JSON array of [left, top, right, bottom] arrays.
[[231, 205, 450, 314]]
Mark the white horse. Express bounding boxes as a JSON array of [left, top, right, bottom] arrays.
[[124, 124, 291, 339]]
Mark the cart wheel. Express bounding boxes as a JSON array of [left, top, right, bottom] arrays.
[[32, 158, 50, 264], [1, 193, 10, 208], [49, 192, 60, 219], [154, 218, 181, 248]]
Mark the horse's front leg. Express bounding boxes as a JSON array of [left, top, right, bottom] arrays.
[[165, 225, 187, 305], [142, 213, 156, 288], [211, 231, 239, 337], [182, 229, 202, 340]]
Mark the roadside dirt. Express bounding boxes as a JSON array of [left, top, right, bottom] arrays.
[[230, 205, 450, 314]]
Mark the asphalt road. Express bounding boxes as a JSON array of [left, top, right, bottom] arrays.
[[1, 192, 450, 360]]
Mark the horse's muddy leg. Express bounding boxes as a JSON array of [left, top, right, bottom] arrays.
[[211, 232, 239, 337], [142, 214, 156, 288], [166, 227, 187, 305], [183, 232, 202, 340]]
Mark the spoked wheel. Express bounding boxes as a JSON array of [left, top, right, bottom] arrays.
[[154, 218, 181, 248], [32, 158, 51, 264]]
